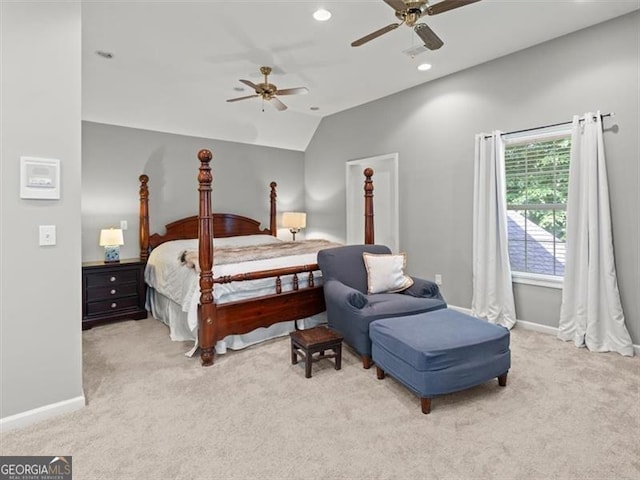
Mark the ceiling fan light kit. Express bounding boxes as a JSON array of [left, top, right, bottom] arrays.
[[226, 66, 309, 112], [351, 0, 481, 49]]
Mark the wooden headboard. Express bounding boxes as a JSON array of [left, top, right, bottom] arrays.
[[138, 175, 277, 261]]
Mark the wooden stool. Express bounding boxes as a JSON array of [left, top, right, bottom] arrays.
[[290, 326, 343, 378]]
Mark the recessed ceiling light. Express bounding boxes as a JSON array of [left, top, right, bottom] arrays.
[[95, 50, 114, 59], [313, 8, 331, 21], [417, 63, 432, 71], [233, 87, 245, 92], [310, 106, 320, 111]]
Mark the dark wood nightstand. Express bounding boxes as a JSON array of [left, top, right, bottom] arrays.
[[82, 258, 147, 330]]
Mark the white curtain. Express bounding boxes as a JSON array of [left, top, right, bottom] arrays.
[[472, 131, 516, 329], [558, 112, 633, 356]]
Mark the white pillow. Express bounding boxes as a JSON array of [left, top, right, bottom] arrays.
[[362, 252, 414, 294]]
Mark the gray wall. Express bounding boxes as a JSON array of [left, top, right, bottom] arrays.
[[305, 12, 639, 344], [82, 122, 306, 261], [1, 3, 84, 418]]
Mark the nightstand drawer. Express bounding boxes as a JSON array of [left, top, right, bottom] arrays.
[[87, 283, 138, 301], [86, 269, 138, 287], [86, 296, 140, 316]]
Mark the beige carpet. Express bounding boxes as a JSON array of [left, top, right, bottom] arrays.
[[2, 317, 639, 480]]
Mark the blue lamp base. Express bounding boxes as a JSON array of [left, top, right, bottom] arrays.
[[104, 245, 120, 263]]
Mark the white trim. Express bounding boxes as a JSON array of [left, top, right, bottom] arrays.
[[512, 272, 563, 289], [514, 318, 562, 336], [0, 395, 85, 433], [449, 305, 639, 355], [346, 152, 399, 252]]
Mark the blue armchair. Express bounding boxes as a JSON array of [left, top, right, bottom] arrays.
[[317, 244, 447, 368]]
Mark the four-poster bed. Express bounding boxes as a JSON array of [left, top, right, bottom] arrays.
[[139, 149, 375, 366]]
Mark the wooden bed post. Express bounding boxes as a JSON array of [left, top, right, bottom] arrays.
[[270, 181, 277, 236], [139, 174, 150, 261], [197, 149, 217, 367], [364, 168, 374, 245]]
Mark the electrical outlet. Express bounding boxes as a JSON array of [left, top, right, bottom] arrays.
[[120, 220, 128, 230], [435, 274, 442, 286]]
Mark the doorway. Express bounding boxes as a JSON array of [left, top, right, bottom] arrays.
[[346, 153, 399, 252]]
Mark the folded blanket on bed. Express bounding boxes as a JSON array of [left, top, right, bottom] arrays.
[[180, 239, 341, 272]]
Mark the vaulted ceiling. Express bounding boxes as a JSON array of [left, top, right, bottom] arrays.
[[82, 0, 639, 151]]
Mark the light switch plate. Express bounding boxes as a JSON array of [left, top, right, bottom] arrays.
[[39, 225, 56, 246]]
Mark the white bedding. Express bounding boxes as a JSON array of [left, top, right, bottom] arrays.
[[145, 235, 327, 354]]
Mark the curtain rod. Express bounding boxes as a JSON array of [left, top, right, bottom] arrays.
[[484, 112, 614, 139]]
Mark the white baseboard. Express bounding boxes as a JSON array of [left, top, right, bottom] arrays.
[[448, 305, 640, 356], [0, 395, 85, 433], [513, 318, 561, 336]]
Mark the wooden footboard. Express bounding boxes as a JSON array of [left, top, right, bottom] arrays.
[[196, 150, 375, 366], [139, 149, 375, 367]]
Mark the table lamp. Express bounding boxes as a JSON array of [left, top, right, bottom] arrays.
[[282, 212, 306, 241], [99, 228, 124, 263]]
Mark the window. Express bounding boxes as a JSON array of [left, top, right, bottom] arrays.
[[504, 126, 571, 286]]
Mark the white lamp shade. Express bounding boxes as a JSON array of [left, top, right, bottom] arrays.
[[282, 212, 306, 229], [99, 228, 124, 246]]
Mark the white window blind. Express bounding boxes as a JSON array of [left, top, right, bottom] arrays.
[[504, 127, 571, 278]]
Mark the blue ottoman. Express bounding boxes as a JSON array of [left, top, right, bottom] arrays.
[[370, 308, 510, 414]]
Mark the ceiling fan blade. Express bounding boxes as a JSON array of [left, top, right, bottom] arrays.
[[239, 79, 261, 91], [383, 0, 408, 11], [414, 23, 444, 50], [427, 0, 481, 16], [351, 23, 401, 47], [275, 87, 309, 96], [270, 97, 288, 111], [226, 94, 259, 103]]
